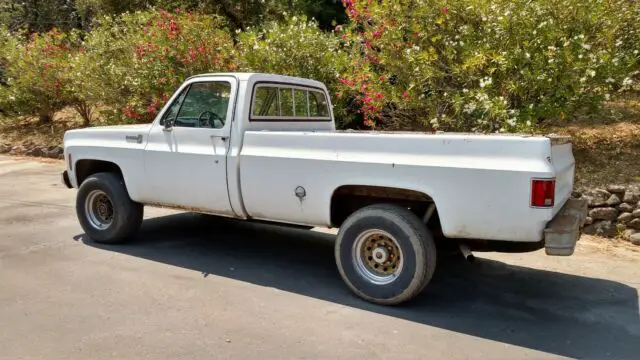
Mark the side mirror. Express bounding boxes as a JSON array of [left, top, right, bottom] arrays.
[[163, 117, 174, 131]]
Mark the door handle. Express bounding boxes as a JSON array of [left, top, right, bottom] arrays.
[[210, 135, 228, 141]]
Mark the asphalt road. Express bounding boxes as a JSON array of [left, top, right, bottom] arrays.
[[0, 155, 639, 360]]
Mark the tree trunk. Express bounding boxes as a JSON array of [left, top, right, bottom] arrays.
[[74, 102, 93, 127], [38, 113, 53, 125]]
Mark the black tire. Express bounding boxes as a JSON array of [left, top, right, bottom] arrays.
[[76, 172, 143, 244], [335, 204, 437, 305]]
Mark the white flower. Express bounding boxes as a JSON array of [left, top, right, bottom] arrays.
[[622, 77, 633, 86], [582, 44, 592, 50], [604, 94, 611, 100]]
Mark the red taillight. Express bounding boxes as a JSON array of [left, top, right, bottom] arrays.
[[531, 179, 555, 207]]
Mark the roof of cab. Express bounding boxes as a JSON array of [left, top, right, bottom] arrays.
[[185, 72, 326, 89]]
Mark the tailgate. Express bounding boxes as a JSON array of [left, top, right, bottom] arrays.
[[548, 135, 575, 216]]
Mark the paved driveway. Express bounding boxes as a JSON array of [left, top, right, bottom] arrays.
[[0, 155, 638, 359]]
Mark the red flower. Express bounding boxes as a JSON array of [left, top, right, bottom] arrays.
[[442, 7, 449, 15], [402, 91, 410, 99]]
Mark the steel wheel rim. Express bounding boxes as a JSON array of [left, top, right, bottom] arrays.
[[84, 190, 114, 230], [352, 229, 404, 285]]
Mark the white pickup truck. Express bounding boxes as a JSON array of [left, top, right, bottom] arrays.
[[62, 72, 587, 305]]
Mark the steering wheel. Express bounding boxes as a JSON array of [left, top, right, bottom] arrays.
[[197, 111, 224, 129]]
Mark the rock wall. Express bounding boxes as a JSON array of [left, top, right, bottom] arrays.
[[572, 184, 640, 244], [0, 143, 64, 159]]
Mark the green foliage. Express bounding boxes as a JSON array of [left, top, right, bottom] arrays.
[[81, 10, 237, 122], [237, 16, 354, 127], [336, 0, 640, 132], [1, 1, 639, 132], [238, 16, 346, 89], [0, 28, 79, 123], [0, 0, 81, 32]]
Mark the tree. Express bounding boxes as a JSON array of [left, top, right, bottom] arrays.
[[0, 0, 82, 33]]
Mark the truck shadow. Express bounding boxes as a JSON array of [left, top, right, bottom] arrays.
[[74, 212, 640, 359]]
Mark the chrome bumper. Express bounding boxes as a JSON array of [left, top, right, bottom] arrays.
[[544, 198, 588, 256]]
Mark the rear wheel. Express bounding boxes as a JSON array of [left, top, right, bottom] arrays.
[[76, 172, 143, 244], [335, 204, 437, 305]]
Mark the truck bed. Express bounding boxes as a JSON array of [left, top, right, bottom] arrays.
[[237, 131, 575, 242]]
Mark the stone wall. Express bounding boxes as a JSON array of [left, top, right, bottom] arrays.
[[572, 185, 640, 244], [0, 143, 64, 159]]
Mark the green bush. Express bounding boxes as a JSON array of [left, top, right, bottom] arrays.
[[238, 16, 345, 85], [237, 16, 352, 127], [2, 3, 639, 132], [336, 0, 640, 131], [81, 9, 237, 123], [0, 28, 79, 124]]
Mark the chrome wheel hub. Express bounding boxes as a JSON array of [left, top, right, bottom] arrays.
[[85, 190, 114, 230], [352, 229, 404, 285]]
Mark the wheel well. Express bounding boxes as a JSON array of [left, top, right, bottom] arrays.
[[330, 185, 441, 232], [75, 159, 123, 185]]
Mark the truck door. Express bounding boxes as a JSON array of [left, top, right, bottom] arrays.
[[142, 76, 237, 216]]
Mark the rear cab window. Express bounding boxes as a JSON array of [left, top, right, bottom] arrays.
[[251, 83, 330, 121]]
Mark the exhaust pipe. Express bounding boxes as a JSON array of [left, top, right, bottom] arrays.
[[459, 244, 475, 262]]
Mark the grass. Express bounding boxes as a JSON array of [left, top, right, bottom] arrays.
[[1, 95, 639, 188]]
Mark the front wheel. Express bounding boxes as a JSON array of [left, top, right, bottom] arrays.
[[335, 204, 437, 305], [76, 172, 143, 244]]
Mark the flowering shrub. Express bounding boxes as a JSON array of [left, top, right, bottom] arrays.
[[336, 0, 640, 131], [82, 9, 237, 123], [0, 28, 79, 123], [238, 16, 346, 89]]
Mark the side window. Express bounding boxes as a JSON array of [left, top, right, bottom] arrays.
[[160, 87, 189, 125], [252, 87, 278, 116], [294, 89, 308, 117], [250, 84, 330, 120], [279, 88, 294, 117], [309, 90, 329, 118], [173, 81, 231, 129]]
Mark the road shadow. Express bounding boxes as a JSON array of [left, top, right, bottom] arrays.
[[74, 212, 640, 359]]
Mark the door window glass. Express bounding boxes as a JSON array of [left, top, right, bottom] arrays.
[[160, 88, 189, 125], [173, 81, 231, 129]]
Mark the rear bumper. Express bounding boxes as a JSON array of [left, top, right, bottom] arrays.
[[544, 198, 588, 256], [61, 171, 72, 189]]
